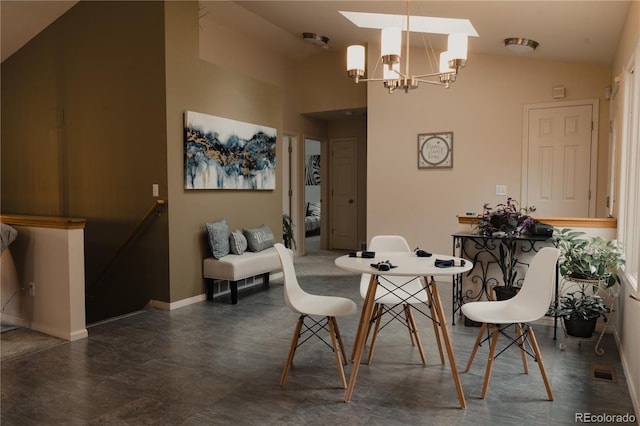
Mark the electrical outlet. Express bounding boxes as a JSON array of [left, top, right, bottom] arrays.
[[28, 282, 35, 297]]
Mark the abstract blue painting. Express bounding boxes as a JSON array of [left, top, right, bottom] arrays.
[[184, 111, 277, 190]]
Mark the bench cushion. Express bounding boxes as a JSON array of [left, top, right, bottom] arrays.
[[203, 246, 281, 281]]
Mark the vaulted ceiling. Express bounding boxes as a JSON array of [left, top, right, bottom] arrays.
[[2, 1, 633, 65]]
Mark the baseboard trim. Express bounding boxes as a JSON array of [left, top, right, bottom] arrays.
[[148, 294, 206, 311], [149, 271, 280, 310]]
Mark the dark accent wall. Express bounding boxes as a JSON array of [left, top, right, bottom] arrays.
[[1, 1, 169, 323]]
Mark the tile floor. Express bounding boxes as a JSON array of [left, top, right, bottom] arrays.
[[1, 247, 637, 425]]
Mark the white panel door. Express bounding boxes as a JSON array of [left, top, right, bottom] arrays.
[[330, 138, 358, 250], [526, 104, 594, 217]]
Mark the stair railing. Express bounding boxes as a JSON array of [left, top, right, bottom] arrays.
[[87, 199, 166, 298]]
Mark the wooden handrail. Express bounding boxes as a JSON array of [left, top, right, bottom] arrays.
[[87, 199, 166, 297], [0, 214, 86, 229]]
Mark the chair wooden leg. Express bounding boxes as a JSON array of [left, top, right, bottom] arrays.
[[327, 316, 347, 389], [403, 305, 416, 346], [405, 305, 426, 365], [515, 323, 529, 374], [480, 326, 500, 399], [356, 302, 378, 361], [331, 317, 349, 365], [366, 304, 384, 365], [528, 325, 554, 401], [365, 303, 380, 346], [465, 322, 487, 373], [425, 282, 445, 365], [427, 277, 466, 408], [280, 315, 304, 386], [352, 275, 377, 362]]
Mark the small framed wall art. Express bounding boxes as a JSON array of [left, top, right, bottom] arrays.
[[418, 131, 453, 169]]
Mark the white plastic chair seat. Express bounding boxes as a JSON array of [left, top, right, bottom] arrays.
[[291, 293, 357, 317], [461, 298, 548, 325]]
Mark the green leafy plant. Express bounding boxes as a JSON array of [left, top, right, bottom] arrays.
[[552, 287, 609, 321], [496, 242, 518, 290], [282, 214, 296, 250], [551, 228, 625, 288]]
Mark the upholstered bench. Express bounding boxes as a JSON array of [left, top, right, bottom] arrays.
[[203, 246, 285, 304]]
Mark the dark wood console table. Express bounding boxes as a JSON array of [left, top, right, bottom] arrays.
[[451, 233, 559, 338]]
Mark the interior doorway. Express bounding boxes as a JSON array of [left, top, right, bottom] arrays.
[[522, 100, 598, 217], [329, 138, 358, 250], [304, 138, 322, 252]]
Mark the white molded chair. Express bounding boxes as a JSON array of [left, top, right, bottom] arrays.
[[461, 246, 560, 400], [357, 235, 444, 365], [274, 243, 357, 388]]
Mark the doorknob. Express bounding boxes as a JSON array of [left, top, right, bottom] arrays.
[[529, 205, 537, 212], [348, 199, 354, 204]]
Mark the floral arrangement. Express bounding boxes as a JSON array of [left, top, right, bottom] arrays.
[[475, 197, 536, 238], [473, 197, 538, 291]]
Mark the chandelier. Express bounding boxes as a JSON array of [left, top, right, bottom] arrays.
[[341, 2, 477, 93]]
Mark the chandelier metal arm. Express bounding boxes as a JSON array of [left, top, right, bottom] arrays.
[[413, 71, 455, 80], [416, 79, 447, 86]]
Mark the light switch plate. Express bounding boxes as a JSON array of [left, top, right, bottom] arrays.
[[152, 184, 159, 197], [496, 184, 507, 196]]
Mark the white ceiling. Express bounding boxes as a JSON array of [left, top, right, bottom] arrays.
[[1, 1, 632, 65], [202, 1, 633, 65], [1, 1, 78, 62]]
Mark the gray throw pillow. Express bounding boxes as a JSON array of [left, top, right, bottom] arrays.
[[243, 224, 275, 252], [229, 229, 248, 255], [205, 219, 230, 259]]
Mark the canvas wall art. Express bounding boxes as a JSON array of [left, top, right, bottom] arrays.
[[305, 154, 321, 186], [184, 111, 277, 190]]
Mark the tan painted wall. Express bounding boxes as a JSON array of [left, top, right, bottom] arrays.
[[164, 2, 285, 302], [195, 1, 369, 250], [297, 50, 367, 114], [367, 51, 612, 256], [1, 1, 170, 323]]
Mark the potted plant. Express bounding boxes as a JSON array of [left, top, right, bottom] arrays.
[[550, 228, 625, 337], [474, 198, 538, 299], [282, 213, 297, 250], [552, 286, 609, 338], [552, 228, 625, 287], [475, 197, 537, 239]]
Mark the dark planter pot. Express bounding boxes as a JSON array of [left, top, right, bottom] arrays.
[[563, 317, 598, 338], [493, 286, 519, 301]]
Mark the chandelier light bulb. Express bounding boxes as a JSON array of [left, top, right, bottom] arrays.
[[347, 45, 365, 73], [381, 27, 401, 64], [439, 51, 455, 73], [448, 33, 468, 61], [383, 62, 400, 80]]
